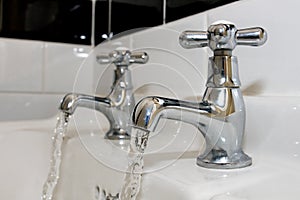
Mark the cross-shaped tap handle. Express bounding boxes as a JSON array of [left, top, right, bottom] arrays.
[[179, 22, 267, 51], [96, 50, 149, 67]]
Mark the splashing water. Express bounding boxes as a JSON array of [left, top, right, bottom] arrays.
[[41, 112, 70, 200]]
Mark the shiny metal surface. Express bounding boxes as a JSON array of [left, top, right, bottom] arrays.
[[179, 23, 267, 51], [96, 50, 148, 66], [60, 49, 148, 140], [133, 22, 267, 169], [236, 27, 267, 46], [206, 55, 241, 88]]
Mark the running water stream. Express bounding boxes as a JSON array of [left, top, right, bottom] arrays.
[[119, 127, 149, 199], [95, 127, 150, 200], [41, 112, 70, 200], [42, 111, 149, 200]]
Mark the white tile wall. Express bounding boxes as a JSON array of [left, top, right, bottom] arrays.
[[0, 39, 93, 120], [0, 0, 299, 99], [44, 42, 92, 93], [90, 13, 209, 99], [0, 38, 43, 92], [0, 38, 93, 94], [97, 0, 300, 97], [207, 0, 300, 96], [130, 13, 208, 99]]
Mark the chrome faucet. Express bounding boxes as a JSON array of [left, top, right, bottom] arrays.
[[60, 49, 149, 140], [132, 22, 267, 169]]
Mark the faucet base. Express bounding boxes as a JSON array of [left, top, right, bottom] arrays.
[[105, 128, 130, 140], [197, 149, 252, 169]]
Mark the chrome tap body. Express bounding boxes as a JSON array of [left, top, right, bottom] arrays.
[[132, 23, 267, 169], [60, 50, 149, 140]]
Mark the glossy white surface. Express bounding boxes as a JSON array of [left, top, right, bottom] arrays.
[[0, 0, 298, 97], [207, 0, 300, 96], [0, 38, 43, 92], [0, 119, 54, 200], [0, 93, 62, 121], [92, 0, 300, 97], [0, 0, 300, 199], [0, 96, 299, 199], [44, 42, 92, 93]]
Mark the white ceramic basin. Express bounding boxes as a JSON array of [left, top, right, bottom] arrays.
[[0, 96, 299, 200]]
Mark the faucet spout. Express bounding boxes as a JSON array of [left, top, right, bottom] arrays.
[[132, 22, 266, 169], [58, 49, 148, 140], [132, 88, 252, 169], [132, 96, 215, 132], [59, 93, 111, 115], [60, 93, 131, 140]]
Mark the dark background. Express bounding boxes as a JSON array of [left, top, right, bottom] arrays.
[[0, 0, 238, 45]]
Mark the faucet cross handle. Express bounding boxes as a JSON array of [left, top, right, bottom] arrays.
[[179, 21, 267, 52], [96, 50, 149, 67]]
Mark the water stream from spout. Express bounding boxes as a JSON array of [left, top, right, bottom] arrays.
[[41, 111, 70, 200], [42, 111, 149, 200], [119, 127, 149, 200], [95, 127, 150, 200]]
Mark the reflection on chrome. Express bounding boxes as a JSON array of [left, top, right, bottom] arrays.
[[132, 22, 267, 169], [60, 49, 149, 140]]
